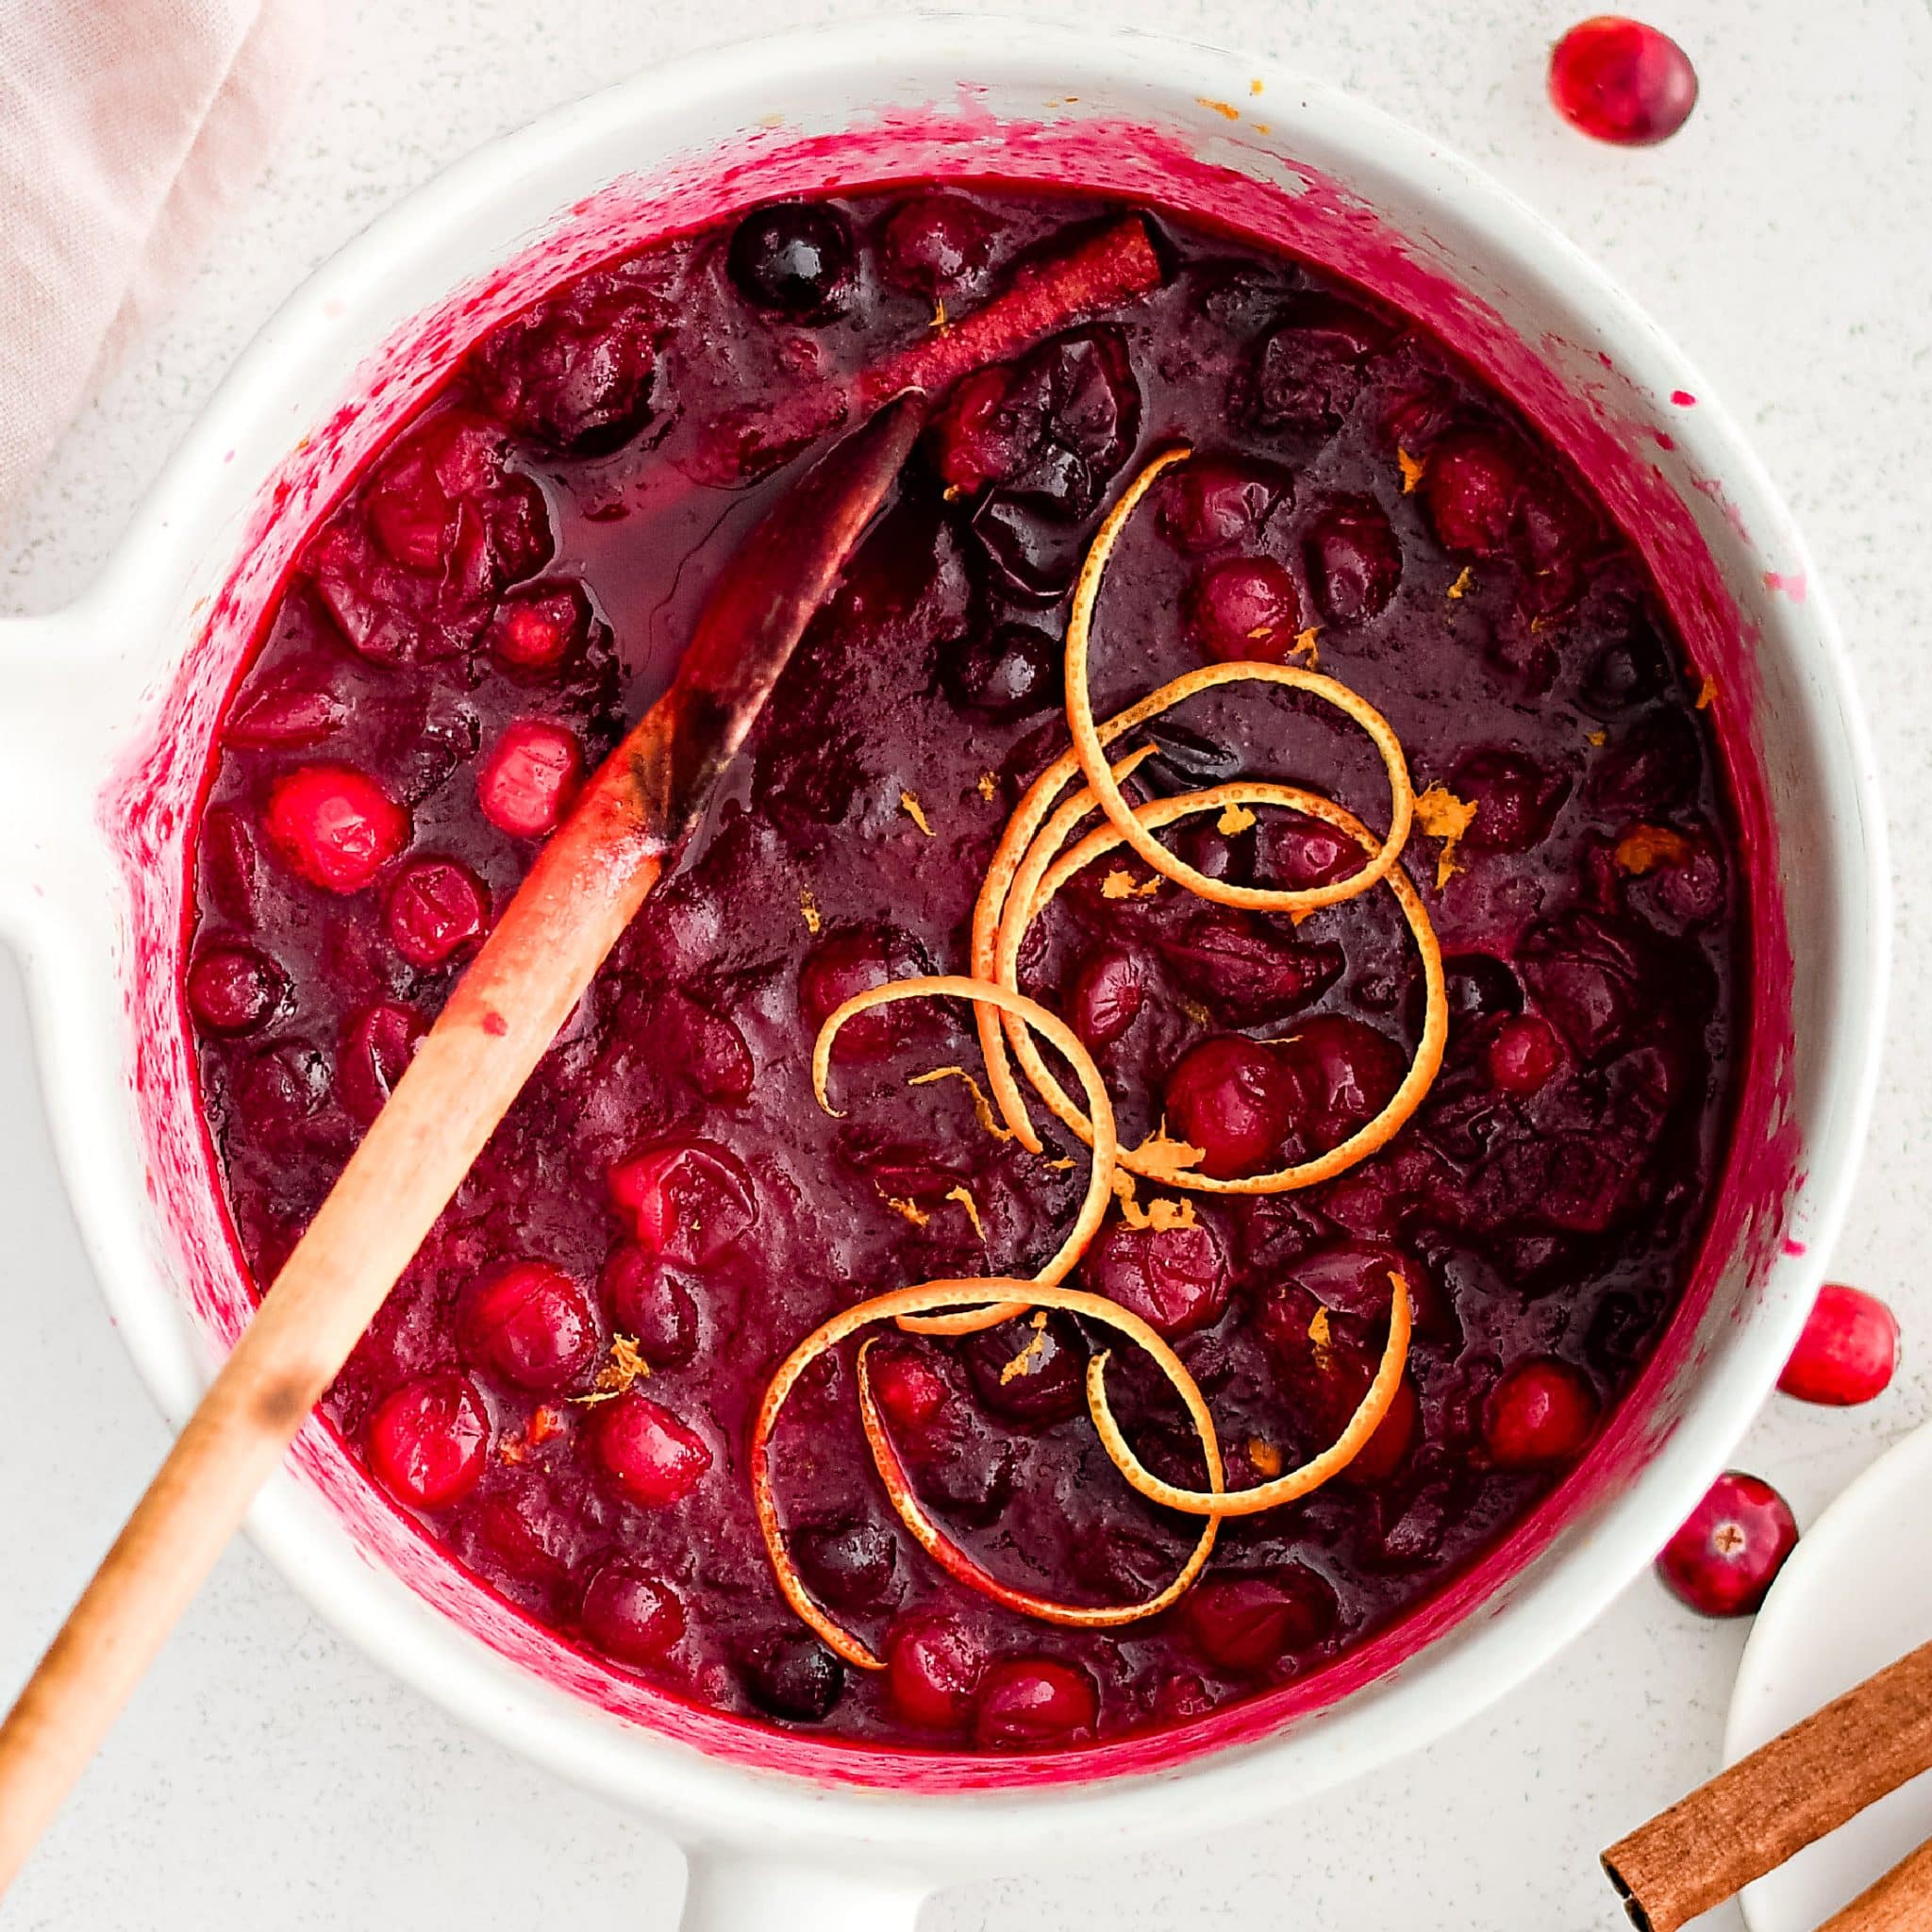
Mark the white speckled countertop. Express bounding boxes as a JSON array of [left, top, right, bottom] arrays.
[[2, 3, 1927, 1926]]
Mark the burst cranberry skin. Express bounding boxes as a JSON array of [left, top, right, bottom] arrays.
[[1549, 17, 1699, 146], [1778, 1283, 1899, 1406], [338, 999, 425, 1124], [1164, 1036, 1297, 1178], [1657, 1472, 1797, 1616], [366, 1373, 490, 1509], [1188, 557, 1302, 662], [263, 764, 408, 893], [797, 924, 925, 1058], [1182, 1568, 1337, 1673], [186, 943, 287, 1035], [1422, 431, 1522, 558], [1454, 748, 1568, 852], [461, 1260, 597, 1392], [973, 1657, 1099, 1749], [581, 1560, 686, 1664], [1159, 458, 1283, 554], [385, 858, 488, 967], [884, 1615, 989, 1739], [1484, 1357, 1600, 1467], [1305, 497, 1402, 623], [593, 1390, 711, 1507], [1067, 945, 1147, 1049], [1083, 1216, 1231, 1338], [1259, 812, 1361, 891], [1487, 1013, 1564, 1096], [477, 718, 583, 838], [600, 1247, 699, 1365], [1275, 1015, 1406, 1153], [878, 194, 998, 294], [607, 1141, 757, 1266]]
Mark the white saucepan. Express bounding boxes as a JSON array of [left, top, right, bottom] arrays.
[[0, 19, 1887, 1928]]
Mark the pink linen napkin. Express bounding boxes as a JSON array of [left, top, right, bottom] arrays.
[[0, 0, 321, 523]]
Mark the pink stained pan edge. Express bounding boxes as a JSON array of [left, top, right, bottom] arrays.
[[104, 106, 1797, 1795]]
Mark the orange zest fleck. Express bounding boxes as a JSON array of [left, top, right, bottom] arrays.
[[899, 789, 934, 836], [1398, 447, 1426, 492], [1447, 566, 1474, 600], [1614, 824, 1695, 875], [798, 886, 822, 934], [1696, 675, 1718, 708], [1414, 781, 1478, 890], [908, 1064, 1014, 1142]]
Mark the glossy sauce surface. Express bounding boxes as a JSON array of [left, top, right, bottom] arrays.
[[186, 188, 1741, 1750]]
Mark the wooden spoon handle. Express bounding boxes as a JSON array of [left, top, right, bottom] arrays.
[[0, 697, 673, 1891]]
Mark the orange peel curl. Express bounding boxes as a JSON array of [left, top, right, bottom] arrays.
[[751, 1275, 1226, 1669], [993, 782, 1447, 1193]]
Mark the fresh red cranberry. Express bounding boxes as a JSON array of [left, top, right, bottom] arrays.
[[1422, 430, 1524, 558], [794, 1517, 900, 1612], [1067, 945, 1149, 1050], [1453, 748, 1569, 852], [797, 924, 926, 1058], [727, 202, 855, 318], [1188, 558, 1303, 662], [338, 999, 425, 1124], [1163, 1036, 1298, 1178], [1182, 1567, 1337, 1673], [1657, 1471, 1797, 1616], [599, 1247, 699, 1366], [1778, 1283, 1899, 1406], [461, 1260, 598, 1392], [487, 581, 591, 674], [1257, 811, 1362, 891], [1275, 1015, 1406, 1154], [741, 1629, 846, 1722], [973, 1657, 1099, 1749], [1305, 496, 1402, 623], [1483, 1357, 1600, 1467], [225, 679, 347, 749], [1487, 1013, 1564, 1095], [593, 1389, 711, 1507], [384, 858, 488, 968], [886, 1613, 987, 1729], [477, 718, 583, 839], [1082, 1215, 1230, 1338], [658, 994, 755, 1103], [1549, 17, 1698, 146], [943, 623, 1061, 716], [607, 1140, 757, 1266], [365, 1372, 490, 1509], [263, 764, 408, 893], [581, 1559, 686, 1664], [186, 943, 287, 1035], [878, 193, 999, 294], [1159, 457, 1285, 554], [868, 1346, 951, 1434]]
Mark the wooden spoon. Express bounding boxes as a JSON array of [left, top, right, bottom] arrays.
[[0, 390, 924, 1894]]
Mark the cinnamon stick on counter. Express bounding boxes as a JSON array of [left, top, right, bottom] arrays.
[[1602, 1637, 1932, 1931]]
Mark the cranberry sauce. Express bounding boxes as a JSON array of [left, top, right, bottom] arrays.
[[186, 188, 1740, 1751]]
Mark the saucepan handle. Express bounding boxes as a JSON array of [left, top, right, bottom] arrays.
[[678, 1847, 933, 1931]]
